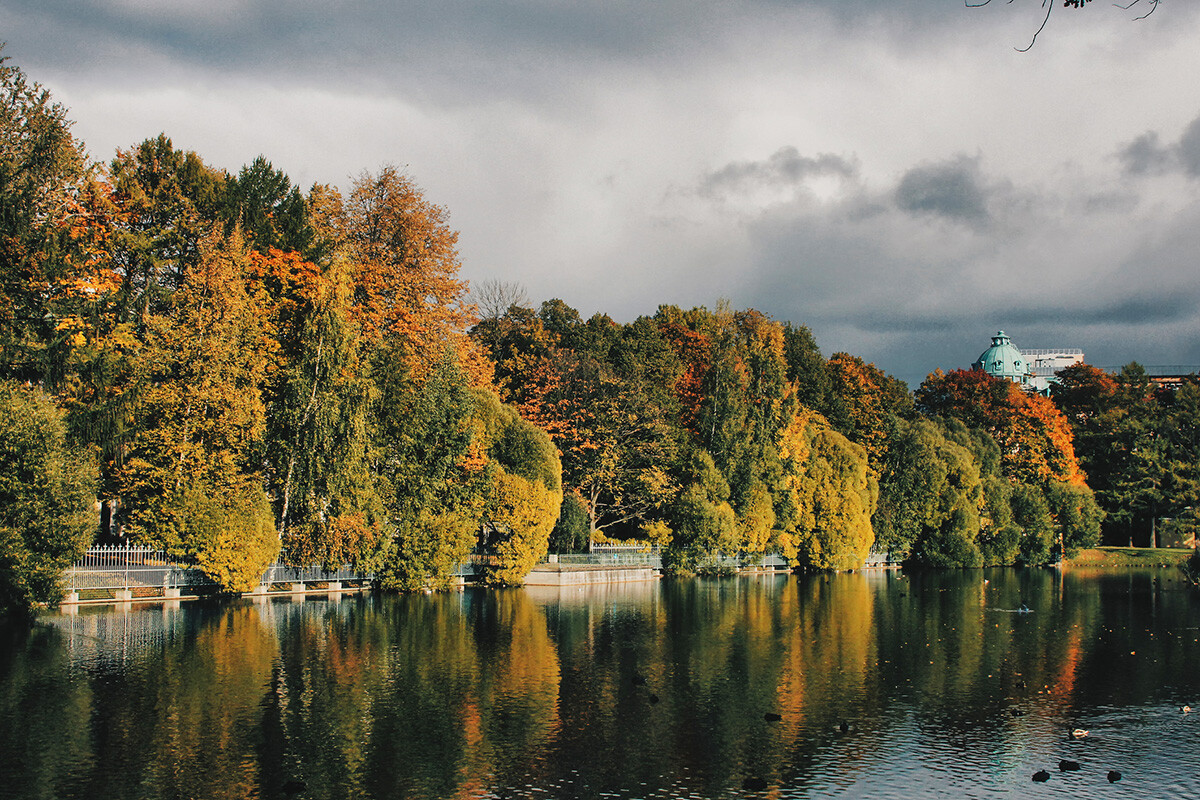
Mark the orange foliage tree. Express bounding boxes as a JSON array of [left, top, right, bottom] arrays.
[[339, 166, 488, 386], [916, 369, 1083, 487]]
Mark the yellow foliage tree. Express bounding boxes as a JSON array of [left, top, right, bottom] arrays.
[[473, 389, 563, 585], [778, 412, 878, 571], [120, 231, 279, 590]]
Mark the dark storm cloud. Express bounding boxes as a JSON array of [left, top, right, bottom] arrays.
[[894, 156, 990, 226], [700, 148, 858, 197], [1, 0, 970, 91], [849, 316, 956, 335], [1009, 295, 1200, 327], [843, 292, 1196, 338]]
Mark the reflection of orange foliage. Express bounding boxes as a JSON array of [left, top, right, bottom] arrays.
[[776, 575, 875, 731], [450, 700, 488, 800], [477, 592, 561, 783], [1048, 628, 1084, 702], [156, 606, 278, 799]]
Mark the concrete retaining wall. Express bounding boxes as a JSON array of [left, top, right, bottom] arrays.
[[523, 565, 659, 586]]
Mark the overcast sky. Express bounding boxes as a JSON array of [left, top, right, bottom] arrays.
[[5, 0, 1200, 387]]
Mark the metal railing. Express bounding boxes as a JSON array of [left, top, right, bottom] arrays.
[[551, 548, 792, 571], [64, 545, 371, 596], [66, 545, 205, 591], [554, 545, 663, 568]]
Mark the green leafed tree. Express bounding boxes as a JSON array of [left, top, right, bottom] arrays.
[[1046, 479, 1103, 558], [370, 346, 490, 591], [1011, 482, 1055, 566], [549, 492, 590, 554], [108, 134, 228, 325], [226, 156, 326, 261], [0, 52, 88, 382], [978, 475, 1021, 566], [0, 381, 96, 614], [663, 449, 736, 574], [873, 416, 984, 568]]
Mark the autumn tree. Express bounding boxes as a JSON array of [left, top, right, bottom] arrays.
[[784, 417, 878, 571], [916, 368, 1082, 487], [251, 249, 379, 567], [823, 353, 914, 467], [119, 231, 278, 591], [341, 165, 483, 383], [474, 302, 679, 540]]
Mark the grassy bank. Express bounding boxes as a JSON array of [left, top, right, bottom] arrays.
[[1067, 546, 1194, 568]]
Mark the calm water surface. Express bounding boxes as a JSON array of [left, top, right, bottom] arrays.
[[3, 568, 1200, 799]]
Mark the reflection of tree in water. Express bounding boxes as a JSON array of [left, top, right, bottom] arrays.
[[470, 589, 561, 796], [8, 571, 1200, 799]]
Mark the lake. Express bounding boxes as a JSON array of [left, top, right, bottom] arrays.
[[3, 567, 1200, 799]]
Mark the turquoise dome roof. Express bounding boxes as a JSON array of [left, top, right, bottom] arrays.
[[972, 331, 1029, 383]]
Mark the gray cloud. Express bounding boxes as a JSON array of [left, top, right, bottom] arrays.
[[848, 292, 1198, 339], [1118, 131, 1173, 176], [700, 147, 858, 198], [894, 156, 990, 226], [1119, 112, 1200, 178], [1179, 116, 1200, 177]]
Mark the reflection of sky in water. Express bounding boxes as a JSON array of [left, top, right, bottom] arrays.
[[12, 570, 1200, 799]]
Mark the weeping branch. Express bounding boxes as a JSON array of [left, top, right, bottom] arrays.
[[966, 0, 1160, 50], [1115, 0, 1160, 22], [1017, 0, 1053, 53]]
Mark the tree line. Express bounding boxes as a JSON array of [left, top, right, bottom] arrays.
[[2, 53, 1196, 612], [0, 54, 560, 611]]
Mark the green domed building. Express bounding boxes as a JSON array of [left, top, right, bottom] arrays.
[[972, 331, 1032, 385], [971, 331, 1083, 393]]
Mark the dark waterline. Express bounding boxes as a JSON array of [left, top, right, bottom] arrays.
[[3, 568, 1200, 799]]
